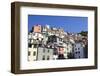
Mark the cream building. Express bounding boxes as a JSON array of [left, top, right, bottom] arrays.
[[28, 45, 38, 61]]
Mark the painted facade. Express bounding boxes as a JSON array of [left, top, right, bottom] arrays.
[[28, 45, 37, 61], [37, 47, 54, 60], [33, 24, 41, 33], [73, 42, 84, 58]]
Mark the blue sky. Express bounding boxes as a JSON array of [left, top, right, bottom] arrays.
[[28, 15, 88, 33]]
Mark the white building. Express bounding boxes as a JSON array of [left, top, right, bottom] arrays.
[[37, 47, 54, 60], [28, 44, 38, 61], [63, 42, 73, 59], [73, 42, 84, 58], [53, 55, 58, 60]]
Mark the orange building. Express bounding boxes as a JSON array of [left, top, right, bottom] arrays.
[[33, 24, 41, 33]]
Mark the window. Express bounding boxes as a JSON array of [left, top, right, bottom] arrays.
[[48, 50, 49, 53], [59, 43, 63, 45], [37, 38, 39, 40], [78, 48, 80, 50], [39, 44, 42, 47], [50, 45, 52, 48], [42, 55, 45, 60], [75, 48, 77, 50], [78, 51, 80, 54], [28, 51, 30, 56], [33, 51, 36, 56], [41, 38, 43, 41], [34, 44, 37, 48], [47, 56, 50, 60], [28, 44, 32, 48]]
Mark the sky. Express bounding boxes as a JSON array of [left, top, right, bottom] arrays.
[[28, 15, 88, 33]]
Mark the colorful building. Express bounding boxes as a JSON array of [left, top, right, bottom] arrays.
[[73, 42, 85, 58], [28, 24, 87, 61], [37, 47, 54, 60], [33, 24, 41, 33]]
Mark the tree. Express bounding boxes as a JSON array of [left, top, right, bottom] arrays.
[[79, 31, 88, 36], [67, 52, 74, 59]]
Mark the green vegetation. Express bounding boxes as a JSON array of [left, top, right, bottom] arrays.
[[79, 31, 88, 36]]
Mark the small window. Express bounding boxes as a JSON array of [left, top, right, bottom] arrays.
[[28, 44, 32, 48], [75, 48, 77, 50], [78, 48, 80, 50], [28, 51, 30, 56], [78, 51, 80, 54], [48, 50, 49, 53], [33, 51, 36, 56], [42, 55, 45, 60], [47, 56, 50, 60], [41, 38, 43, 41], [34, 44, 37, 48], [50, 45, 52, 48], [39, 44, 42, 47]]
